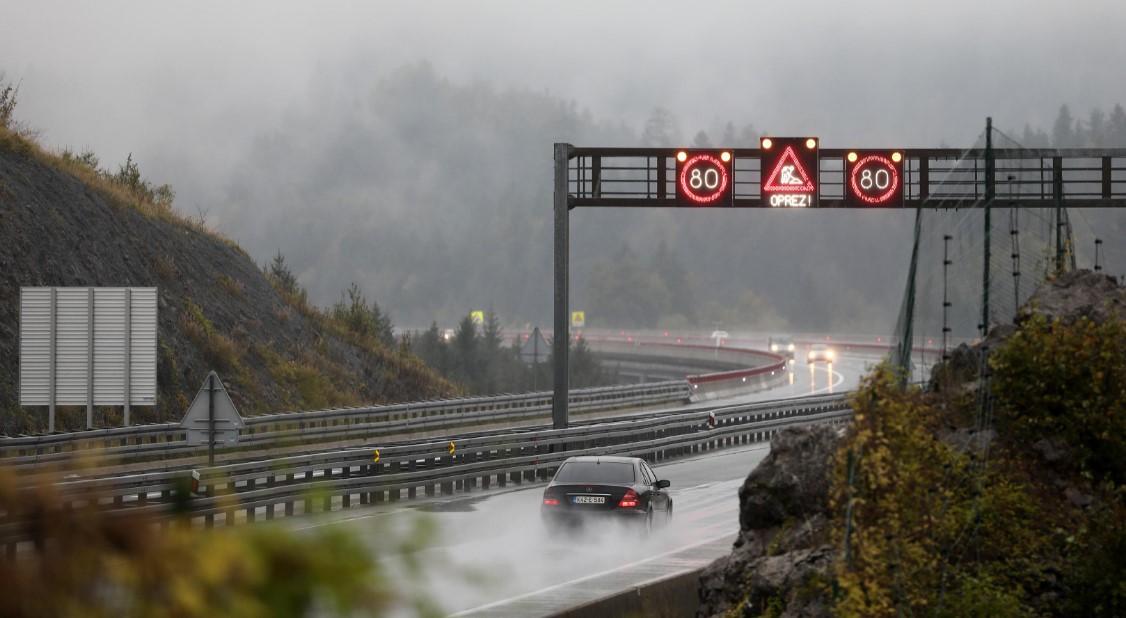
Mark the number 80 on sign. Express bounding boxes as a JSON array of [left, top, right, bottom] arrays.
[[675, 150, 733, 207], [845, 151, 904, 208]]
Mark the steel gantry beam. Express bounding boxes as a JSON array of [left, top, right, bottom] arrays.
[[561, 146, 1126, 209], [551, 142, 1126, 427]]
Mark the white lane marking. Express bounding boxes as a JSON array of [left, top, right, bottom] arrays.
[[805, 362, 845, 396], [654, 443, 769, 469], [448, 526, 735, 616]]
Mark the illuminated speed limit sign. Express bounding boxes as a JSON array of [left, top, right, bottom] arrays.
[[675, 150, 733, 207], [845, 151, 904, 207]]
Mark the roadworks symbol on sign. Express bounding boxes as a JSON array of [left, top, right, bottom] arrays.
[[763, 146, 815, 192]]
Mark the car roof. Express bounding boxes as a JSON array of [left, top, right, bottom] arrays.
[[563, 455, 641, 465]]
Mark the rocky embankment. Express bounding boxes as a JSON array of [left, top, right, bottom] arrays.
[[699, 269, 1125, 617], [698, 425, 841, 617]]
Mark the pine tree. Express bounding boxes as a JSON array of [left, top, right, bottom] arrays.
[[452, 314, 479, 387], [1087, 107, 1107, 147], [737, 124, 759, 147], [570, 337, 603, 388], [692, 130, 712, 148], [721, 121, 738, 146], [642, 107, 679, 147], [1108, 104, 1126, 147], [268, 251, 300, 295], [480, 311, 504, 393], [1052, 105, 1077, 148]]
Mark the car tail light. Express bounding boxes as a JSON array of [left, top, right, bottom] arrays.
[[618, 489, 639, 509], [543, 497, 560, 506]]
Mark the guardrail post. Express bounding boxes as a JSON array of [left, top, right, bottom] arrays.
[[407, 460, 417, 498]]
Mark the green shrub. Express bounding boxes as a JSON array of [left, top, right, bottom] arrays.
[[0, 466, 401, 617], [0, 75, 18, 128], [991, 314, 1126, 483], [180, 299, 241, 374], [218, 274, 244, 299], [831, 366, 1057, 617]]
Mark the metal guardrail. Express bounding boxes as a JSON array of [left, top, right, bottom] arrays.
[[0, 380, 691, 468], [3, 342, 781, 469], [0, 392, 852, 545]]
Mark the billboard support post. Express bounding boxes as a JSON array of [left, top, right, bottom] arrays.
[[124, 287, 132, 426], [48, 288, 57, 433], [208, 372, 216, 467], [87, 288, 94, 429]]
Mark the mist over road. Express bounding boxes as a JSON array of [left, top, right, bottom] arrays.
[[293, 359, 862, 616]]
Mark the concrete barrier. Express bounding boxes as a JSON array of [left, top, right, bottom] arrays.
[[547, 569, 701, 618]]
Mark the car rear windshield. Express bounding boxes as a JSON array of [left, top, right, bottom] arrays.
[[554, 461, 635, 484]]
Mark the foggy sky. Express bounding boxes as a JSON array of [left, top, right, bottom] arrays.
[[6, 1, 1126, 167], [3, 1, 1125, 331]]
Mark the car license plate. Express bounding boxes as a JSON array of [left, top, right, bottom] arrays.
[[572, 496, 605, 504]]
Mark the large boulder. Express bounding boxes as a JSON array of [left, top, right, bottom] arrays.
[[739, 425, 839, 531], [698, 425, 841, 618], [1017, 269, 1125, 326], [930, 270, 1123, 392]]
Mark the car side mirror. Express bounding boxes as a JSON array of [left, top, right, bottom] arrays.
[[656, 479, 671, 489]]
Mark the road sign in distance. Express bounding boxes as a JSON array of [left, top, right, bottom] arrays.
[[845, 151, 904, 207], [675, 150, 733, 207], [571, 310, 585, 328], [760, 137, 819, 208]]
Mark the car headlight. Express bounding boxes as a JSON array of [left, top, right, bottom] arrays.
[[788, 343, 795, 352], [771, 344, 779, 352], [827, 350, 835, 360]]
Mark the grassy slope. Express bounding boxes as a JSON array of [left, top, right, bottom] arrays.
[[0, 126, 458, 433]]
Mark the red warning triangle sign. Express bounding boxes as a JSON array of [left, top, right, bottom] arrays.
[[762, 145, 815, 192]]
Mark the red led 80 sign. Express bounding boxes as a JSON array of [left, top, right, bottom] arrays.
[[675, 150, 733, 207], [845, 151, 904, 207]]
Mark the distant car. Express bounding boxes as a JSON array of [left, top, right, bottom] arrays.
[[768, 335, 796, 359], [541, 456, 672, 535], [807, 343, 836, 363]]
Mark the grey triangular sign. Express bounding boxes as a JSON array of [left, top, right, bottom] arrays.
[[181, 371, 244, 446], [519, 327, 549, 364]]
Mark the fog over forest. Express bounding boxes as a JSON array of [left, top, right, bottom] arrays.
[[3, 1, 1125, 333]]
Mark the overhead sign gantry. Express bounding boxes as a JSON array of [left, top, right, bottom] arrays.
[[551, 140, 1126, 429]]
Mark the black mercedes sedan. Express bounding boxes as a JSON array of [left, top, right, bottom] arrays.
[[541, 456, 672, 534]]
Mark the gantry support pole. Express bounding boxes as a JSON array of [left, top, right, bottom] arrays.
[[552, 143, 572, 430]]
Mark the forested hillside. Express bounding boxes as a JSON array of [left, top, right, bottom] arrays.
[[207, 65, 1126, 333]]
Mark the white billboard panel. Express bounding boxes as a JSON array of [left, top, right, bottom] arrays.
[[55, 288, 91, 405], [18, 288, 52, 406], [19, 287, 158, 408], [92, 288, 126, 405], [127, 288, 158, 405]]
